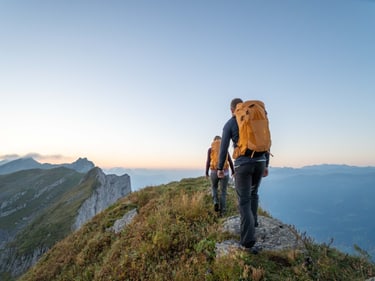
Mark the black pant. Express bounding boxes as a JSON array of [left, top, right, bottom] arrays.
[[234, 160, 266, 247]]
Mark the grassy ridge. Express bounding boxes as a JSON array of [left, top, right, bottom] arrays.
[[10, 171, 97, 257], [0, 168, 83, 231], [19, 177, 375, 281]]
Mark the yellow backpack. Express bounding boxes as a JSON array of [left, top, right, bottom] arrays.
[[233, 100, 271, 159], [210, 139, 229, 170]]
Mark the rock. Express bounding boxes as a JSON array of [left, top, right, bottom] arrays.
[[216, 215, 305, 257], [109, 208, 138, 233]]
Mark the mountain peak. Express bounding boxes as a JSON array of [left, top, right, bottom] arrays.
[[68, 158, 95, 173]]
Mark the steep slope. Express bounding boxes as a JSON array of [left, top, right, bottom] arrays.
[[18, 177, 375, 281], [0, 167, 131, 281]]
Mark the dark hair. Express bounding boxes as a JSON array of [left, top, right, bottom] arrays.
[[230, 98, 243, 111]]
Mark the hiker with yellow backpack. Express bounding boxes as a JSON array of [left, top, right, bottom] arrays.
[[205, 135, 235, 216], [217, 98, 271, 254]]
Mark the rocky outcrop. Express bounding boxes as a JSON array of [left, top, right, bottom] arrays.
[[108, 208, 138, 234], [73, 168, 131, 230], [216, 215, 305, 257]]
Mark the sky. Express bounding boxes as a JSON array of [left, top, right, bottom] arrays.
[[1, 0, 374, 169]]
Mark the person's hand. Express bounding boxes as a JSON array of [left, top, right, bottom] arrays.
[[217, 170, 225, 179], [263, 167, 269, 177]]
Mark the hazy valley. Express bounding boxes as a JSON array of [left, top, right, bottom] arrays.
[[260, 165, 375, 261]]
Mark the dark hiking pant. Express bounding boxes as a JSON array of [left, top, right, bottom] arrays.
[[210, 170, 229, 213], [234, 160, 266, 247]]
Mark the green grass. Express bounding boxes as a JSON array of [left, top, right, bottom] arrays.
[[18, 176, 375, 281]]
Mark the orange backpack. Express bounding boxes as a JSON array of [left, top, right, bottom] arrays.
[[233, 100, 271, 159], [210, 139, 229, 170]]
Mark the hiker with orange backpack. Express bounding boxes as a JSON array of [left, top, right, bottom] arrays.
[[217, 98, 271, 254], [205, 135, 235, 216]]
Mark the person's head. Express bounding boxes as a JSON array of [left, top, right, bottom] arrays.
[[213, 135, 221, 141], [230, 98, 243, 114]]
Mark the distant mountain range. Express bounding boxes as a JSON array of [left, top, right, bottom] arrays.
[[0, 157, 95, 175]]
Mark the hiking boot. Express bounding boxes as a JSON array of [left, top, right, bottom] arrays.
[[249, 245, 262, 254], [214, 203, 219, 212], [242, 241, 256, 248], [241, 244, 262, 255], [219, 209, 226, 217]]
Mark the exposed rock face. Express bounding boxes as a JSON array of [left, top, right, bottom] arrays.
[[73, 168, 131, 230], [108, 208, 138, 234], [216, 215, 305, 257]]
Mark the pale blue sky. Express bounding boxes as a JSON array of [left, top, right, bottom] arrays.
[[1, 0, 374, 169]]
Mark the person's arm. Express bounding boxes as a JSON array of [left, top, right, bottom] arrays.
[[263, 167, 269, 177], [218, 121, 232, 170], [263, 152, 270, 177], [227, 153, 235, 176], [217, 118, 234, 178], [205, 148, 211, 177]]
